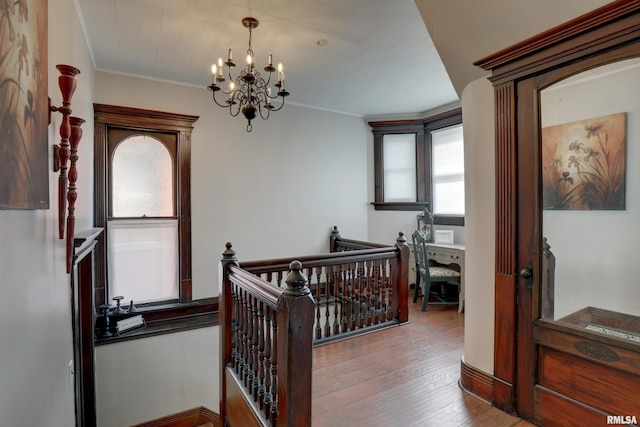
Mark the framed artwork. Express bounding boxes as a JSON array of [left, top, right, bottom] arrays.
[[0, 0, 49, 209], [542, 112, 626, 210]]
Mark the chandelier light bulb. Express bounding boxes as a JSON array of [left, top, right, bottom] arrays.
[[247, 54, 252, 66]]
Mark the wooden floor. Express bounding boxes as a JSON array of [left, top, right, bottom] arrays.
[[312, 298, 536, 427]]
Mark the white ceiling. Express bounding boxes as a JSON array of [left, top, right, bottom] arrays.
[[75, 0, 460, 118]]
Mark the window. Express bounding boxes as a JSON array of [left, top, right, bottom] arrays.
[[108, 133, 178, 303], [369, 108, 464, 225], [94, 104, 213, 342]]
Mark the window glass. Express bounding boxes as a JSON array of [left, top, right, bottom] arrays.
[[112, 135, 174, 217], [431, 124, 465, 215], [108, 219, 178, 303], [383, 133, 416, 202]]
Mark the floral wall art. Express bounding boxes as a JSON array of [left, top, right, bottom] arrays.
[[0, 0, 48, 209], [542, 112, 627, 210]]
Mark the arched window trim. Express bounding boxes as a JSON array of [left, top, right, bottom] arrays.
[[93, 104, 213, 344]]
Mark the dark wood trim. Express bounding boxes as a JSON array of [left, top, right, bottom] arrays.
[[433, 214, 464, 226], [71, 228, 103, 427], [131, 406, 220, 427], [480, 1, 640, 423], [95, 297, 219, 345], [369, 108, 463, 212], [474, 0, 640, 71], [459, 356, 494, 403], [371, 201, 427, 211], [93, 103, 198, 310], [492, 82, 518, 414]]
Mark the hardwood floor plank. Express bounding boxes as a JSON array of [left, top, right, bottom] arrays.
[[312, 300, 535, 426]]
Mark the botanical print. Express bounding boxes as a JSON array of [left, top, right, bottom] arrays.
[[542, 113, 626, 210], [0, 0, 48, 209]]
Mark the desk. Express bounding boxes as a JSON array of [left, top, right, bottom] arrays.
[[426, 243, 465, 313]]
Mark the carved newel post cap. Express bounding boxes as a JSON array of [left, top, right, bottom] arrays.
[[396, 231, 407, 247], [331, 225, 340, 237], [284, 260, 310, 296], [222, 241, 237, 260]]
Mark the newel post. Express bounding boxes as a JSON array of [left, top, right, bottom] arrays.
[[394, 232, 410, 323], [219, 242, 238, 425], [276, 261, 315, 427], [329, 225, 341, 252]]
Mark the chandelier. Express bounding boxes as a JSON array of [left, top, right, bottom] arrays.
[[207, 17, 289, 132]]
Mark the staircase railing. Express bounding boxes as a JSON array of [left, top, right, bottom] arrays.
[[219, 228, 409, 426]]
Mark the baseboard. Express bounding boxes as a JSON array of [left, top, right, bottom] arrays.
[[131, 406, 220, 427], [459, 356, 494, 404]]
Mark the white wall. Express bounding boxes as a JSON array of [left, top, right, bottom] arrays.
[[460, 77, 496, 374], [93, 72, 370, 426], [95, 327, 218, 427], [0, 0, 95, 425]]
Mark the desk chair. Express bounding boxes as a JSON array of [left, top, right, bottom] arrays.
[[412, 231, 461, 311]]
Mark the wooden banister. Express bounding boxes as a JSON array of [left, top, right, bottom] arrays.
[[220, 243, 314, 427], [219, 229, 410, 426]]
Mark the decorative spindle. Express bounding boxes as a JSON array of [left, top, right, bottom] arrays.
[[49, 64, 81, 240], [66, 116, 85, 273]]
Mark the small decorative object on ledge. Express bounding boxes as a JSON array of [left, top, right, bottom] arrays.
[[49, 64, 81, 240], [207, 17, 289, 132], [416, 206, 434, 243]]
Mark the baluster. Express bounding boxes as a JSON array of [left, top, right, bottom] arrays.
[[246, 295, 255, 390], [333, 264, 344, 336], [231, 284, 241, 371], [315, 266, 323, 340], [372, 260, 380, 325], [362, 261, 372, 327], [233, 286, 241, 372], [276, 270, 284, 288], [256, 300, 265, 406], [373, 261, 382, 324], [383, 260, 391, 321], [353, 262, 362, 329], [263, 309, 273, 415], [241, 290, 250, 384], [348, 263, 356, 331], [269, 315, 278, 424], [326, 266, 337, 338], [251, 297, 261, 401]]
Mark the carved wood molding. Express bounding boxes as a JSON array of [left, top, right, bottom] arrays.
[[474, 0, 640, 71]]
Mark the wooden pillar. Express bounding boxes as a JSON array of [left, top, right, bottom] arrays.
[[219, 242, 239, 426], [394, 232, 410, 324], [276, 261, 315, 427]]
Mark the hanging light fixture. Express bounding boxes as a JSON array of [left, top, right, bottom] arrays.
[[207, 17, 289, 132]]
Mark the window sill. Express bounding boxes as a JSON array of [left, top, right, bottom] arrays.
[[95, 297, 219, 346], [371, 202, 428, 211], [434, 215, 465, 227]]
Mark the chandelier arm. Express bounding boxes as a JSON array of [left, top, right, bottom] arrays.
[[211, 90, 234, 109], [267, 96, 287, 112], [258, 103, 271, 120]]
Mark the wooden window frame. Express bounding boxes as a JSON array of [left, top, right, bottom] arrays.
[[369, 108, 464, 226], [93, 104, 216, 344]]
